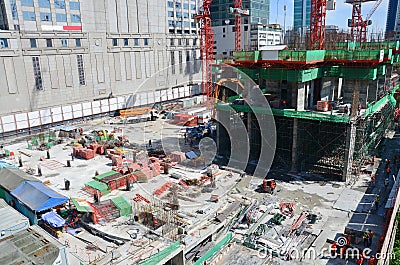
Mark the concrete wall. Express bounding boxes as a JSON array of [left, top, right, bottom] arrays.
[[0, 0, 201, 118]]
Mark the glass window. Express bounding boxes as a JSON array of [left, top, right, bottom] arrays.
[[176, 12, 182, 18], [56, 13, 67, 22], [184, 21, 190, 28], [176, 21, 182, 27], [46, 39, 52, 48], [40, 13, 51, 22], [22, 12, 35, 21], [0, 38, 8, 48], [69, 2, 80, 10], [134, 38, 139, 46], [183, 12, 189, 18], [75, 38, 81, 47], [112, 38, 118, 46], [30, 38, 37, 48], [167, 1, 173, 8], [10, 0, 18, 20], [70, 14, 81, 22], [123, 38, 129, 46], [190, 4, 196, 10], [77, 55, 85, 85], [61, 39, 67, 47], [38, 0, 50, 8], [54, 0, 66, 9], [183, 3, 189, 9], [175, 2, 181, 8], [32, 57, 43, 90], [168, 11, 174, 17], [170, 38, 174, 45], [21, 0, 34, 7], [144, 38, 148, 46], [168, 20, 174, 27]]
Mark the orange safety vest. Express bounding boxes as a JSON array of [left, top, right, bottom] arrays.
[[369, 230, 374, 239], [386, 167, 391, 173], [356, 257, 364, 265], [371, 176, 376, 182], [369, 257, 376, 265]]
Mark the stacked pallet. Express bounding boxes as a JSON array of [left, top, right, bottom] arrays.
[[153, 181, 172, 196], [170, 151, 186, 163], [73, 147, 95, 160]]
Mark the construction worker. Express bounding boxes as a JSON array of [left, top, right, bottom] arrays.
[[358, 103, 362, 115], [385, 166, 391, 179], [370, 175, 376, 187], [384, 177, 389, 189], [331, 241, 337, 257], [375, 195, 380, 211], [270, 180, 276, 195], [369, 229, 374, 247], [363, 231, 370, 247], [368, 255, 376, 265], [346, 234, 352, 246], [344, 105, 349, 115], [356, 254, 364, 265]]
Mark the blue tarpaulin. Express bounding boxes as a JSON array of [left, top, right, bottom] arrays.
[[42, 211, 65, 227], [0, 160, 18, 169], [11, 181, 69, 212], [186, 151, 197, 159]]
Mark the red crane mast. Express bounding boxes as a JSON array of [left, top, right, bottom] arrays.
[[195, 0, 214, 107], [310, 0, 327, 49]]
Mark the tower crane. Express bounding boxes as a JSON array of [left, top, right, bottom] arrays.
[[195, 0, 214, 108], [347, 0, 383, 43], [310, 0, 327, 50], [230, 0, 249, 51]]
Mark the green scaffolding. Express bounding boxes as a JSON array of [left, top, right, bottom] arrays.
[[139, 240, 181, 265], [193, 232, 233, 265]]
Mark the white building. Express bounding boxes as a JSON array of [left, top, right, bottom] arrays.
[[0, 0, 201, 137], [213, 23, 283, 59]]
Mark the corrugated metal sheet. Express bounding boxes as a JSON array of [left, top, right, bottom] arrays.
[[0, 199, 30, 239], [0, 168, 40, 192], [11, 181, 69, 212]]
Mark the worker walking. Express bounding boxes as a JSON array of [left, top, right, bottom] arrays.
[[370, 175, 376, 187], [270, 180, 276, 195], [368, 255, 376, 265], [384, 177, 389, 189], [363, 231, 370, 247], [375, 195, 380, 211], [368, 229, 374, 247], [385, 166, 391, 179], [330, 241, 337, 257]]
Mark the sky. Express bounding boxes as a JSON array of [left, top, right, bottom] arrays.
[[270, 0, 389, 32]]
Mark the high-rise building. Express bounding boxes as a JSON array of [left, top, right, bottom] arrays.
[[386, 0, 400, 39], [210, 0, 270, 27], [0, 0, 201, 136], [293, 0, 310, 35], [210, 0, 273, 57]]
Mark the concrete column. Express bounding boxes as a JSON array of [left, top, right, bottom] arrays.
[[291, 118, 298, 172], [169, 250, 185, 265], [367, 79, 379, 103], [342, 123, 356, 181], [291, 82, 306, 111]]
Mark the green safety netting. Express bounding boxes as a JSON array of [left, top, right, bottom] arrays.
[[84, 180, 110, 195], [278, 50, 325, 62], [139, 240, 181, 265], [233, 51, 260, 61], [71, 198, 93, 212], [193, 232, 233, 265], [216, 103, 350, 123], [93, 170, 120, 181], [111, 196, 132, 217], [325, 50, 384, 61]]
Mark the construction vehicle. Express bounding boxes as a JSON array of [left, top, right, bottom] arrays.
[[263, 179, 276, 194]]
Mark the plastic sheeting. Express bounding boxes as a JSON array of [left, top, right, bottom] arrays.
[[42, 211, 65, 227], [11, 181, 69, 212]]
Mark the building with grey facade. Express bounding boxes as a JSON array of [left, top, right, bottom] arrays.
[[0, 0, 201, 137]]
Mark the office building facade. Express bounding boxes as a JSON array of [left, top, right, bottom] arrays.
[[0, 0, 201, 136], [293, 0, 310, 35], [386, 0, 400, 39]]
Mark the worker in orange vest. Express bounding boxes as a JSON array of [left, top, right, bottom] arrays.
[[356, 254, 364, 265], [385, 166, 391, 178], [331, 242, 337, 257], [368, 229, 374, 247], [368, 255, 376, 265], [370, 175, 376, 187], [153, 217, 158, 228]]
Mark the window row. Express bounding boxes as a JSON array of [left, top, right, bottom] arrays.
[[111, 38, 149, 47], [169, 38, 198, 46], [32, 54, 85, 90], [168, 11, 194, 19], [22, 11, 81, 22], [21, 0, 80, 10], [167, 1, 196, 10], [168, 21, 196, 28], [29, 38, 82, 48]]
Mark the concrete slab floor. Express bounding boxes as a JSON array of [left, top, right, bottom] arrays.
[[1, 118, 399, 265]]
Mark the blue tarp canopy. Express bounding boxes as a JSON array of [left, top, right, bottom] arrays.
[[42, 211, 65, 227], [11, 181, 69, 212], [186, 151, 197, 159], [0, 160, 18, 169]]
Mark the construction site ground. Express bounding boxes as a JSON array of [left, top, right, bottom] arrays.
[[1, 114, 398, 265]]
